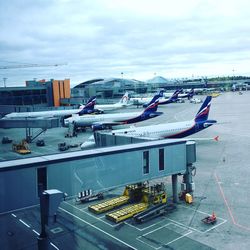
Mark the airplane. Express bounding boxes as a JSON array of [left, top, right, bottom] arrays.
[[143, 90, 180, 107], [64, 92, 164, 131], [3, 96, 97, 119], [109, 96, 217, 140], [95, 92, 131, 112], [130, 89, 181, 106], [177, 88, 195, 100], [129, 94, 155, 106]]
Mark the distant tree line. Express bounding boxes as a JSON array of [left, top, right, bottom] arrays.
[[209, 76, 250, 81], [183, 75, 250, 83]]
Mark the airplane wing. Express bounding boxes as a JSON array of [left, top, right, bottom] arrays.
[[81, 135, 95, 149], [122, 134, 218, 142], [93, 121, 122, 126], [163, 136, 219, 142], [188, 136, 219, 141]]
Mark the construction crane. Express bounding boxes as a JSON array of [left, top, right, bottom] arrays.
[[0, 63, 67, 69]]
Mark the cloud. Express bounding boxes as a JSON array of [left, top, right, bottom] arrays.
[[1, 0, 250, 86]]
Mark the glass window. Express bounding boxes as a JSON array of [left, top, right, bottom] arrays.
[[143, 151, 149, 174], [159, 148, 164, 171]]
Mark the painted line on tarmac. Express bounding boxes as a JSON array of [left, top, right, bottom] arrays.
[[50, 242, 60, 250], [178, 204, 227, 221], [141, 223, 172, 237], [203, 219, 227, 233], [137, 236, 158, 250], [164, 231, 192, 248], [215, 172, 250, 231], [60, 207, 137, 250], [32, 229, 40, 236], [178, 203, 228, 232], [63, 201, 117, 228], [166, 218, 203, 234], [160, 222, 193, 248], [125, 218, 168, 232], [137, 223, 192, 250], [166, 212, 227, 234], [10, 210, 61, 250], [19, 219, 31, 228], [0, 204, 39, 216]]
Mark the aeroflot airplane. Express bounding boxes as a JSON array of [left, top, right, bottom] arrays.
[[3, 96, 97, 119], [111, 96, 216, 139], [95, 92, 131, 112], [143, 90, 180, 107], [64, 92, 163, 131], [131, 89, 182, 106], [178, 88, 195, 99]]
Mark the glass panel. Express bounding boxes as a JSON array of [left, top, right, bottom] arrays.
[[143, 151, 149, 174], [159, 148, 164, 171]]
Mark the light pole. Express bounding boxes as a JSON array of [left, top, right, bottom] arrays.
[[3, 77, 7, 87]]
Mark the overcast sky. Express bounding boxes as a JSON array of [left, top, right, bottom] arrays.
[[1, 0, 250, 87]]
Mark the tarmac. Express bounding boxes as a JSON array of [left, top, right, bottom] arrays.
[[1, 91, 250, 249]]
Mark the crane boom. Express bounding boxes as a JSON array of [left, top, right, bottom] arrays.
[[0, 63, 67, 69]]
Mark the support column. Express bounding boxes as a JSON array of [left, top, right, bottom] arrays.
[[183, 163, 195, 195], [172, 174, 178, 203]]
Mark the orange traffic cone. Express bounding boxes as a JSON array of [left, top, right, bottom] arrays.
[[212, 211, 216, 219]]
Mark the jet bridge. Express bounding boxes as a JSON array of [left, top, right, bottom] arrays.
[[0, 117, 60, 142], [0, 139, 196, 213], [0, 117, 60, 129]]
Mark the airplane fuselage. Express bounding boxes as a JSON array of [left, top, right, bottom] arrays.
[[64, 111, 154, 127], [111, 119, 214, 139], [4, 109, 81, 119], [95, 103, 128, 112]]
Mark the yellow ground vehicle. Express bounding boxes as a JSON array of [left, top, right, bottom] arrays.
[[89, 182, 168, 223], [12, 139, 31, 154], [211, 92, 220, 98], [88, 183, 145, 214], [105, 183, 167, 223]]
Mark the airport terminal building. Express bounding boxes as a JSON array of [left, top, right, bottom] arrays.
[[0, 79, 71, 116]]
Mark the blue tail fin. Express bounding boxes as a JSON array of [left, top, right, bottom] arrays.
[[143, 91, 163, 113], [195, 96, 212, 122], [78, 96, 96, 115], [143, 90, 163, 108], [188, 88, 194, 99], [170, 89, 180, 101]]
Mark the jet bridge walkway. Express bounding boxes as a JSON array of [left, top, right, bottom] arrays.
[[0, 117, 60, 129]]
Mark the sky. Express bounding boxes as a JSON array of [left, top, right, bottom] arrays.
[[1, 0, 250, 87]]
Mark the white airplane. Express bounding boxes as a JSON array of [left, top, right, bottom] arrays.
[[131, 90, 180, 106], [163, 88, 194, 98], [109, 96, 217, 140], [95, 92, 130, 112], [64, 92, 163, 131], [129, 95, 154, 106], [3, 96, 97, 119], [80, 96, 217, 149]]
